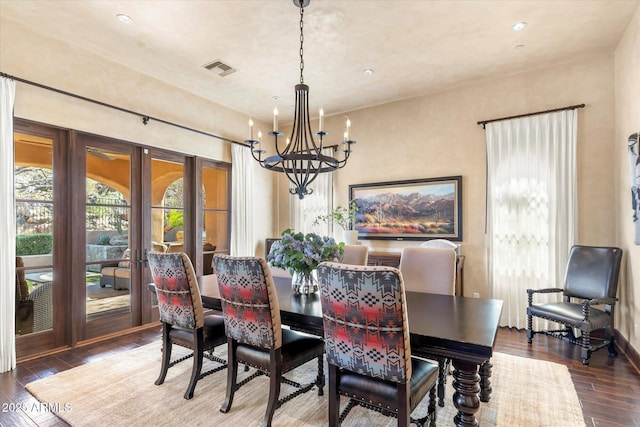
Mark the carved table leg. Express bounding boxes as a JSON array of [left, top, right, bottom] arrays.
[[479, 359, 493, 402], [451, 359, 481, 427]]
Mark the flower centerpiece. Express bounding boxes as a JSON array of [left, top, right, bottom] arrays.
[[267, 229, 344, 294]]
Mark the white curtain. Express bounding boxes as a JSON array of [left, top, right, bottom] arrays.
[[486, 109, 577, 328], [290, 147, 333, 236], [230, 144, 255, 256], [0, 76, 16, 372]]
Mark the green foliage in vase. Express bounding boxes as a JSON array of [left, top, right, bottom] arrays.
[[267, 229, 344, 275], [313, 200, 357, 231]]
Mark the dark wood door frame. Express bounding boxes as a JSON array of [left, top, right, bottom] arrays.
[[14, 119, 70, 358], [75, 131, 143, 343], [13, 119, 232, 359]]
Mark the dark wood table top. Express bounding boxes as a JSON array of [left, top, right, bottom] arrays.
[[151, 273, 503, 426], [195, 274, 503, 365]]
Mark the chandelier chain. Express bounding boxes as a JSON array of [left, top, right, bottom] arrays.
[[299, 4, 304, 84]]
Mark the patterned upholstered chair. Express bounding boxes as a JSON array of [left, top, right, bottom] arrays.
[[317, 262, 438, 427], [147, 252, 227, 400], [213, 255, 325, 427], [399, 246, 456, 407], [527, 245, 623, 365]]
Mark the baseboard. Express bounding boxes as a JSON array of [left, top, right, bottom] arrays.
[[615, 330, 640, 375]]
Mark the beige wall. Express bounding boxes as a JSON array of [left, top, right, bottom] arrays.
[[1, 15, 275, 256], [614, 6, 640, 353], [3, 8, 638, 355], [280, 54, 617, 302]]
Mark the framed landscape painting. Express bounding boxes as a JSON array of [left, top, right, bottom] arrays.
[[349, 176, 462, 241]]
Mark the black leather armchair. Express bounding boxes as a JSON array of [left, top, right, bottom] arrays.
[[526, 245, 623, 365]]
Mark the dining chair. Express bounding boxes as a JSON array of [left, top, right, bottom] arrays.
[[28, 281, 53, 333], [399, 247, 456, 295], [317, 262, 438, 427], [147, 252, 227, 400], [15, 256, 33, 335], [152, 241, 168, 253], [420, 238, 459, 255], [202, 242, 216, 275], [399, 246, 456, 407], [213, 254, 325, 427], [167, 242, 184, 253], [526, 245, 623, 365], [341, 244, 368, 265]]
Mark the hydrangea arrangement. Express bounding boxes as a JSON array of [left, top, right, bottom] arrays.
[[267, 228, 344, 275]]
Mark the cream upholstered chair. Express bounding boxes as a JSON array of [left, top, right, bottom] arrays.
[[399, 246, 457, 407], [341, 245, 368, 266], [420, 238, 459, 254], [317, 262, 438, 426], [400, 247, 456, 294]]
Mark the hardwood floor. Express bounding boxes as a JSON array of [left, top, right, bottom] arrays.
[[1, 326, 639, 426]]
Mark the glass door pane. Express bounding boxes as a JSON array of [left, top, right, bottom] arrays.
[[85, 147, 131, 319], [202, 165, 228, 252], [202, 163, 230, 275], [14, 132, 55, 336], [151, 159, 185, 252], [147, 157, 185, 308]]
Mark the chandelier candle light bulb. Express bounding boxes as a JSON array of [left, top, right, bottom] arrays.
[[273, 107, 278, 132], [319, 107, 324, 132], [345, 116, 351, 140], [249, 117, 254, 140]]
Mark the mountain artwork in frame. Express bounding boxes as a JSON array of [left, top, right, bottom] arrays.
[[349, 176, 462, 241]]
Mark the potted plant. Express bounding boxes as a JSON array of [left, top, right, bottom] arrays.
[[267, 229, 344, 294], [313, 200, 358, 244]]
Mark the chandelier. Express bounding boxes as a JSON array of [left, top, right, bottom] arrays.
[[247, 0, 355, 199]]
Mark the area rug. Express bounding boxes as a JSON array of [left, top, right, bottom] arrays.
[[26, 341, 585, 426]]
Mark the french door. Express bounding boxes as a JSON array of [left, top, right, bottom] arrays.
[[14, 121, 67, 357], [75, 132, 144, 341], [14, 119, 231, 359]]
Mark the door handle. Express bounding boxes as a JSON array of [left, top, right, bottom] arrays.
[[136, 248, 149, 268]]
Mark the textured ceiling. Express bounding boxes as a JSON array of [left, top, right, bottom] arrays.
[[0, 0, 637, 123]]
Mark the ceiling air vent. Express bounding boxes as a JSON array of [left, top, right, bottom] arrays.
[[203, 60, 237, 77]]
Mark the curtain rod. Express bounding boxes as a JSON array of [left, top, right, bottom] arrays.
[[477, 104, 585, 129], [0, 72, 249, 148]]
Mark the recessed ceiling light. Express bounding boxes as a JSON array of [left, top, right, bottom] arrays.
[[512, 22, 527, 32], [116, 14, 133, 24], [363, 68, 374, 75]]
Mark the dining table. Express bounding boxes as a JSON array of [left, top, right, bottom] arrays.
[[187, 273, 503, 427]]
